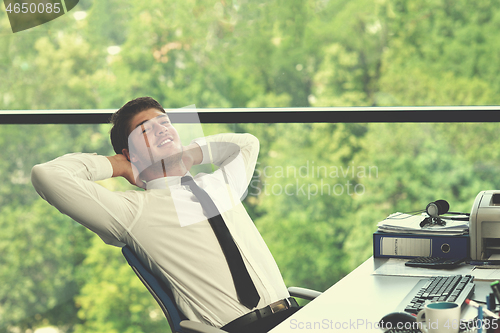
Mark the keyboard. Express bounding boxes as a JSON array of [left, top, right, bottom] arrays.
[[398, 275, 475, 314], [405, 257, 465, 269]]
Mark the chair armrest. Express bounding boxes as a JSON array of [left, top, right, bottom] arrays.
[[288, 287, 322, 301], [180, 320, 228, 333]]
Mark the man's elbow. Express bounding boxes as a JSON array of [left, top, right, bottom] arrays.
[[243, 133, 260, 151], [31, 164, 43, 185], [31, 164, 52, 197]]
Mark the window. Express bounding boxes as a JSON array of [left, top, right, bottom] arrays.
[[2, 0, 500, 332]]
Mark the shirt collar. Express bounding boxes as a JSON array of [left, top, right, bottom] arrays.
[[145, 171, 192, 190]]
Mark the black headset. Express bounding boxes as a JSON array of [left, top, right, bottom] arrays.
[[421, 199, 469, 227], [425, 200, 450, 217]]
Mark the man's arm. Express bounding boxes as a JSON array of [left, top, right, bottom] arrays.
[[107, 143, 202, 186], [194, 133, 259, 197], [106, 153, 147, 189], [31, 153, 141, 246]]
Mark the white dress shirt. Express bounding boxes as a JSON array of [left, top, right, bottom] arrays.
[[31, 133, 290, 328]]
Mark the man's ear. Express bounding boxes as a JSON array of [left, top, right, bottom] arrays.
[[122, 148, 142, 167], [122, 148, 133, 162]]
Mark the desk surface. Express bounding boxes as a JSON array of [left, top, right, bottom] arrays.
[[270, 257, 495, 332]]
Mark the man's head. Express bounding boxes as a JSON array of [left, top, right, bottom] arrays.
[[110, 97, 184, 180], [110, 97, 165, 155]]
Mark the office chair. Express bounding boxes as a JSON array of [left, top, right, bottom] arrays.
[[122, 245, 322, 333]]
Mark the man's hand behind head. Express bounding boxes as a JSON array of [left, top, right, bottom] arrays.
[[181, 142, 203, 173], [106, 154, 146, 189]]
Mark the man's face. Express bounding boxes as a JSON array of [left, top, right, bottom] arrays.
[[126, 109, 183, 174]]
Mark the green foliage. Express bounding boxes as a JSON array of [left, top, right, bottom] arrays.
[[0, 200, 91, 332], [246, 123, 368, 291], [434, 123, 500, 190], [0, 124, 111, 209], [357, 123, 480, 207], [311, 0, 391, 106], [378, 0, 500, 106], [73, 237, 168, 333]]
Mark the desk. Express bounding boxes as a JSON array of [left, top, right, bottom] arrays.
[[270, 257, 496, 332]]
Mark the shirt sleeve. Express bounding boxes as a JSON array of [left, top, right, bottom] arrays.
[[31, 153, 141, 246], [192, 133, 259, 199]]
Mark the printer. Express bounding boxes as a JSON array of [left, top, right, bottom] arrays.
[[470, 190, 500, 260]]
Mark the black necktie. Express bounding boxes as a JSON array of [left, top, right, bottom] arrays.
[[181, 175, 260, 309]]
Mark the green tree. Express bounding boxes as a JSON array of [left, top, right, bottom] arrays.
[[73, 237, 168, 333], [311, 0, 391, 106], [378, 0, 500, 106], [0, 122, 112, 332], [346, 123, 484, 266], [0, 200, 91, 332], [249, 123, 368, 292], [4, 0, 500, 331]]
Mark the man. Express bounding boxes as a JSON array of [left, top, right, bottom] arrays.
[[31, 97, 300, 332]]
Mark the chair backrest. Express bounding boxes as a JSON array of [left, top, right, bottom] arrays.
[[122, 245, 188, 333]]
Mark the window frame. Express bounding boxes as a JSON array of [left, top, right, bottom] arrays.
[[1, 106, 500, 124]]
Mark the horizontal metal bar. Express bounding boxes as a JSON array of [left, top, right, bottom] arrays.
[[1, 106, 500, 124]]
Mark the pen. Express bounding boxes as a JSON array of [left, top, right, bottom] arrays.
[[466, 299, 500, 319], [478, 305, 483, 333]]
